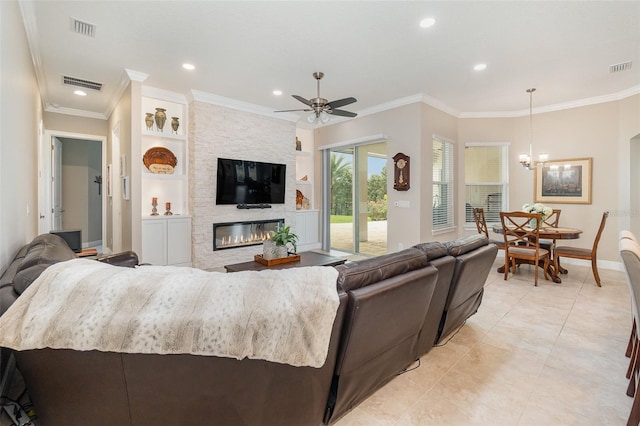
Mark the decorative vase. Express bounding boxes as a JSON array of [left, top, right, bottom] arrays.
[[529, 218, 538, 229], [171, 117, 180, 134], [263, 241, 287, 260], [145, 113, 154, 131], [154, 108, 167, 132]]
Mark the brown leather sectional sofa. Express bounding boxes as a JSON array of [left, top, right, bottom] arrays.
[[2, 233, 497, 426]]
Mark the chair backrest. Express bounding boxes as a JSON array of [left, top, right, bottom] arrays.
[[499, 211, 543, 248], [591, 211, 609, 256], [620, 230, 637, 243], [543, 209, 561, 228], [472, 207, 489, 237]]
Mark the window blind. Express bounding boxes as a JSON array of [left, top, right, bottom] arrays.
[[433, 137, 454, 229]]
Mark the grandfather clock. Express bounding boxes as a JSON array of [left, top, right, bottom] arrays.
[[393, 152, 410, 191]]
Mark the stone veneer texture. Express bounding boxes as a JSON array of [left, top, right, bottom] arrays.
[[189, 101, 297, 270]]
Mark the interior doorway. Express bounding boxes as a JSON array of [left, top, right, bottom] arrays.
[[39, 131, 107, 251], [631, 134, 640, 237], [326, 141, 388, 256]]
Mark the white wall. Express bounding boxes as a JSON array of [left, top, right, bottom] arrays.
[[0, 0, 41, 267], [314, 103, 423, 252], [189, 101, 297, 270], [460, 96, 640, 263]]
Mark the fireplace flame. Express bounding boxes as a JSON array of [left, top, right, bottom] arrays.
[[218, 231, 271, 248]]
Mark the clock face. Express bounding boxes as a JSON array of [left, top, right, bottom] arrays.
[[396, 159, 406, 169]]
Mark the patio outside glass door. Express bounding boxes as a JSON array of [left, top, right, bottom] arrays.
[[328, 142, 387, 256]]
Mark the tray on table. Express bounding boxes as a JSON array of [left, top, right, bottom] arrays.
[[254, 254, 301, 266]]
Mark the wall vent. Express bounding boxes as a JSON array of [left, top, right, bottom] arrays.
[[610, 61, 632, 73], [62, 76, 103, 91], [70, 17, 96, 37]]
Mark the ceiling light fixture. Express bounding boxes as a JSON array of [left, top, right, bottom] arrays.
[[74, 90, 87, 96], [519, 88, 548, 170], [419, 17, 436, 28], [182, 63, 195, 71], [272, 90, 282, 96], [473, 63, 487, 71]]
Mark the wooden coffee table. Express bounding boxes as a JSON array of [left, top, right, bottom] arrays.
[[224, 251, 346, 272]]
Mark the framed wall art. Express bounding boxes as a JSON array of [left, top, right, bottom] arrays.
[[534, 157, 592, 204]]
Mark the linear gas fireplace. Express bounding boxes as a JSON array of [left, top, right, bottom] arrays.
[[213, 218, 284, 251]]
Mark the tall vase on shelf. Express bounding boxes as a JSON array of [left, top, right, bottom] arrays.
[[171, 117, 180, 134], [154, 108, 167, 132], [144, 113, 154, 131]]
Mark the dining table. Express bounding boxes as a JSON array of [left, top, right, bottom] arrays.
[[492, 224, 583, 283]]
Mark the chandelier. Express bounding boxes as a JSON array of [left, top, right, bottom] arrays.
[[519, 88, 548, 170]]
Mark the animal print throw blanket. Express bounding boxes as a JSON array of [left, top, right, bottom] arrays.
[[0, 259, 340, 368]]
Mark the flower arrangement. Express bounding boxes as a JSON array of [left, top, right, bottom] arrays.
[[522, 203, 553, 227]]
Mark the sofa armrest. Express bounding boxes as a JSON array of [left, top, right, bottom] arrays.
[[96, 251, 139, 268]]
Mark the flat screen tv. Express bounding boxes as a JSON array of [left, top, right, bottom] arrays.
[[216, 158, 286, 205]]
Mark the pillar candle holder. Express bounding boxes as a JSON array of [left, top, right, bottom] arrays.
[[151, 198, 159, 216], [164, 202, 173, 216]]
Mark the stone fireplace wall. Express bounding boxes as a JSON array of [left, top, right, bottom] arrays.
[[189, 101, 297, 270]]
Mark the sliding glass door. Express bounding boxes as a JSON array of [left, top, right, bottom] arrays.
[[327, 142, 387, 256]]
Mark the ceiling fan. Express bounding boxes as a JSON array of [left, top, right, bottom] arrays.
[[275, 72, 357, 124]]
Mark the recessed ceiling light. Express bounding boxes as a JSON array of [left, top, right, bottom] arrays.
[[74, 90, 87, 96], [182, 63, 195, 71], [474, 63, 487, 71], [419, 17, 436, 28], [273, 90, 282, 96]]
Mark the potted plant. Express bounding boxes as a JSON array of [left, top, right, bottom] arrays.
[[263, 224, 298, 259]]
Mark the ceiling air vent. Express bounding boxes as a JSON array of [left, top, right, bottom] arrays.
[[62, 75, 103, 92], [70, 17, 96, 37], [610, 61, 632, 73]]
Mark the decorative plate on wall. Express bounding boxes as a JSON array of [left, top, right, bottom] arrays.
[[143, 147, 177, 174]]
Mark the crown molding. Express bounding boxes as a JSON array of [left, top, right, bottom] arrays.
[[189, 90, 299, 122], [44, 105, 108, 120], [143, 86, 188, 104], [19, 0, 48, 111], [125, 69, 149, 83], [459, 85, 640, 118]]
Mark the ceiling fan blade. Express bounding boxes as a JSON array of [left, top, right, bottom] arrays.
[[292, 95, 313, 107], [329, 109, 357, 118], [326, 97, 357, 110], [274, 108, 312, 113]]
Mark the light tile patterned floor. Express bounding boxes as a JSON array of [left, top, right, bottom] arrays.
[[335, 259, 633, 425]]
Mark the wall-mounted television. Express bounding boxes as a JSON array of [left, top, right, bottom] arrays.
[[216, 158, 286, 205]]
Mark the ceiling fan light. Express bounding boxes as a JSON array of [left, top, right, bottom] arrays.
[[307, 113, 317, 124], [320, 111, 330, 123]]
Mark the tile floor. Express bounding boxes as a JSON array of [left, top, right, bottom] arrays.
[[1, 259, 632, 425], [335, 259, 634, 425]]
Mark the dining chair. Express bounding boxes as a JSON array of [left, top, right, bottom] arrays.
[[624, 232, 640, 360], [499, 211, 550, 286], [553, 211, 609, 287], [618, 237, 640, 425], [472, 207, 505, 250], [539, 209, 561, 249]]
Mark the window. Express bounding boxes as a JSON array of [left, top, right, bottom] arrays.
[[464, 144, 508, 225], [432, 136, 455, 230]]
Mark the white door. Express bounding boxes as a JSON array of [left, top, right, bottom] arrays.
[[52, 138, 63, 230]]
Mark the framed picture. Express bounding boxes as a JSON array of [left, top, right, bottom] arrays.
[[534, 157, 592, 204]]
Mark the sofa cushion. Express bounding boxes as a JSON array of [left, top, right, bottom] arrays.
[[13, 264, 50, 295], [19, 234, 76, 271], [413, 241, 448, 260], [0, 245, 30, 287], [335, 248, 428, 292], [445, 234, 489, 257]]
